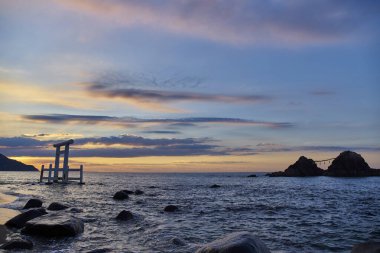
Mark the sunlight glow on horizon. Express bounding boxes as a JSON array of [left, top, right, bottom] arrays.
[[0, 0, 379, 172]]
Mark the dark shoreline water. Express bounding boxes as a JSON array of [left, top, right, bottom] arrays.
[[1, 172, 379, 252]]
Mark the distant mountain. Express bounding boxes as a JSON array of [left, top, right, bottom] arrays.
[[0, 153, 38, 171]]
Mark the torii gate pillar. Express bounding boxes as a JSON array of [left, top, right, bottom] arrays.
[[53, 139, 74, 183]]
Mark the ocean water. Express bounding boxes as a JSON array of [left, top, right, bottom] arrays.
[[0, 172, 379, 253]]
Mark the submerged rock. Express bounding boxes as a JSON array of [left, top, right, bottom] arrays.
[[210, 184, 221, 188], [267, 156, 323, 177], [326, 151, 380, 177], [70, 207, 83, 213], [164, 205, 179, 212], [47, 202, 69, 211], [195, 232, 271, 253], [87, 248, 113, 253], [22, 213, 84, 237], [0, 238, 33, 250], [171, 237, 186, 246], [134, 190, 144, 195], [113, 191, 129, 200], [23, 199, 43, 209], [116, 210, 133, 221], [352, 241, 380, 253], [5, 208, 47, 229]]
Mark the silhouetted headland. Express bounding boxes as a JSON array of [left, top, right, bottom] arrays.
[[267, 151, 380, 177], [0, 154, 37, 172]]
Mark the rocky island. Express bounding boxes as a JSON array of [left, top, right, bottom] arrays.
[[268, 151, 380, 177], [0, 154, 38, 172], [268, 156, 323, 177]]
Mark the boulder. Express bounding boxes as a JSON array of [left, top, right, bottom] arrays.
[[210, 184, 221, 188], [247, 174, 257, 178], [164, 205, 179, 212], [0, 238, 33, 250], [134, 190, 144, 195], [5, 208, 47, 229], [116, 210, 133, 221], [47, 202, 69, 211], [352, 241, 380, 253], [326, 151, 380, 177], [21, 213, 84, 237], [195, 232, 271, 253], [113, 191, 129, 200], [267, 156, 323, 177], [23, 199, 43, 209]]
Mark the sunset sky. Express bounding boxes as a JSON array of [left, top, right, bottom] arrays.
[[0, 0, 379, 172]]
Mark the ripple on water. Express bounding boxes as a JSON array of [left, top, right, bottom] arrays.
[[0, 172, 379, 253]]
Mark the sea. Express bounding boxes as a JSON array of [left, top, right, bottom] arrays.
[[0, 172, 379, 253]]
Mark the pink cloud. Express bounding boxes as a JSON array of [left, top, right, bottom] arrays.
[[53, 0, 374, 45]]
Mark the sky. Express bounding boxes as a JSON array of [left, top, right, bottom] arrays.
[[0, 0, 379, 172]]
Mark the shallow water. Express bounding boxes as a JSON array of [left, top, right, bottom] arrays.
[[0, 172, 379, 253]]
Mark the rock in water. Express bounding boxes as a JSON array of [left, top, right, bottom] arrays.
[[22, 213, 84, 237], [210, 184, 221, 188], [47, 202, 69, 211], [352, 241, 380, 253], [0, 238, 33, 250], [116, 210, 133, 221], [113, 191, 129, 200], [23, 199, 43, 209], [164, 205, 178, 212], [267, 156, 323, 177], [247, 174, 257, 178], [195, 232, 271, 253], [326, 151, 380, 177], [5, 208, 47, 229]]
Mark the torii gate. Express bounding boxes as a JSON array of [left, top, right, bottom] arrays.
[[40, 139, 84, 184]]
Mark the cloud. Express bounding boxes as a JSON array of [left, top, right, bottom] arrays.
[[22, 114, 293, 129], [55, 0, 380, 45], [255, 143, 380, 153], [310, 90, 335, 96], [140, 130, 181, 135], [1, 135, 379, 158], [80, 72, 271, 109], [0, 135, 226, 157]]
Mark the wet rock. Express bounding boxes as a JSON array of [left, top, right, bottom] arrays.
[[164, 205, 178, 212], [123, 190, 134, 194], [195, 232, 271, 253], [113, 191, 129, 200], [23, 199, 43, 209], [134, 190, 144, 195], [267, 156, 323, 177], [22, 213, 84, 237], [210, 184, 221, 188], [352, 241, 380, 253], [326, 151, 380, 177], [247, 174, 257, 177], [0, 238, 33, 250], [47, 202, 69, 211], [116, 210, 134, 221], [5, 208, 47, 229]]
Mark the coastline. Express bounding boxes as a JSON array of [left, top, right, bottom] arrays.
[[0, 192, 20, 244]]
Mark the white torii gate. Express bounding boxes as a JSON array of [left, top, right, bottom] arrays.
[[40, 139, 84, 184]]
